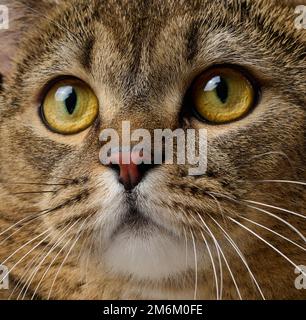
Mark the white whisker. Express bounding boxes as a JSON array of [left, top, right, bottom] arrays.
[[190, 229, 198, 300], [1, 231, 50, 285], [238, 180, 306, 186], [22, 220, 79, 300], [243, 200, 306, 220], [201, 194, 242, 299], [1, 230, 49, 265], [240, 216, 306, 252], [208, 192, 306, 243], [85, 236, 94, 284], [29, 220, 81, 300], [47, 218, 89, 300], [195, 214, 223, 300], [208, 214, 265, 300], [199, 230, 219, 300], [0, 209, 47, 238], [245, 204, 306, 243], [229, 217, 306, 277], [183, 226, 188, 269], [9, 239, 52, 299], [202, 229, 242, 300]]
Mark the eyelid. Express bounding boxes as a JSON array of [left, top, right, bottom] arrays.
[[38, 76, 81, 104]]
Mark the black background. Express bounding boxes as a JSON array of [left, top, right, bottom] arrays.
[[0, 300, 304, 319]]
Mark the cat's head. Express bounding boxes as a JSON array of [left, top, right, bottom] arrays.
[[0, 0, 305, 299]]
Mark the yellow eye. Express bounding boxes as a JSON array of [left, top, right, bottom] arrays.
[[41, 79, 99, 134], [191, 67, 256, 123]]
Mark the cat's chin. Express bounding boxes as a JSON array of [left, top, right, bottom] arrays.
[[91, 171, 202, 280], [100, 224, 199, 280]]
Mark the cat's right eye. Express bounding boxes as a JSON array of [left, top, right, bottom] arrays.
[[41, 78, 99, 134]]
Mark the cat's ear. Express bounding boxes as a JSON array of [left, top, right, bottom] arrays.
[[0, 1, 57, 82]]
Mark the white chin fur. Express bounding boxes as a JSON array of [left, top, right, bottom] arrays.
[[102, 229, 198, 280]]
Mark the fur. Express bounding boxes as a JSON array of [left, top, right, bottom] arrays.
[[0, 0, 305, 299]]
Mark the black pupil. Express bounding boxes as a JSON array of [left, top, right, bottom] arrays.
[[65, 88, 77, 115], [215, 77, 228, 104]]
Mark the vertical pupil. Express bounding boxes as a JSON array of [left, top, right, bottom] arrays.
[[65, 88, 77, 115], [216, 77, 228, 104]]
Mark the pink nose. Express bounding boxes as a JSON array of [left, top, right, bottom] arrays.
[[108, 151, 152, 190]]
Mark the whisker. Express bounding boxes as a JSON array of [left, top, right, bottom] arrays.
[[208, 193, 227, 225], [21, 220, 79, 300], [10, 191, 57, 195], [9, 239, 52, 299], [195, 214, 223, 300], [183, 226, 188, 269], [1, 231, 50, 285], [83, 211, 103, 283], [29, 222, 81, 300], [244, 204, 306, 242], [0, 205, 68, 245], [240, 216, 306, 251], [237, 180, 306, 186], [243, 200, 306, 220], [74, 213, 96, 264], [199, 193, 242, 299], [208, 192, 306, 243], [1, 182, 68, 187], [1, 230, 49, 266], [52, 176, 78, 182], [75, 229, 91, 264], [0, 209, 48, 238], [229, 217, 306, 277], [85, 235, 94, 284], [47, 217, 89, 300], [0, 192, 86, 239], [202, 229, 242, 300], [189, 229, 198, 300], [199, 230, 219, 300], [207, 213, 265, 300], [250, 151, 292, 161], [248, 152, 297, 177], [0, 217, 44, 246]]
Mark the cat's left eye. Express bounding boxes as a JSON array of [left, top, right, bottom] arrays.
[[41, 78, 99, 134], [190, 66, 257, 124]]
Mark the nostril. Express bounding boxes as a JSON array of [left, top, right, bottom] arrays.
[[138, 163, 155, 176], [109, 163, 120, 175]]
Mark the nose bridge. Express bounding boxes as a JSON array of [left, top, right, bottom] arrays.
[[103, 110, 167, 142], [98, 66, 179, 134]]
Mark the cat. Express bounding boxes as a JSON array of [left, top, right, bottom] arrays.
[[0, 0, 305, 300]]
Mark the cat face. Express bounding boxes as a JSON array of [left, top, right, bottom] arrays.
[[0, 0, 305, 299]]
